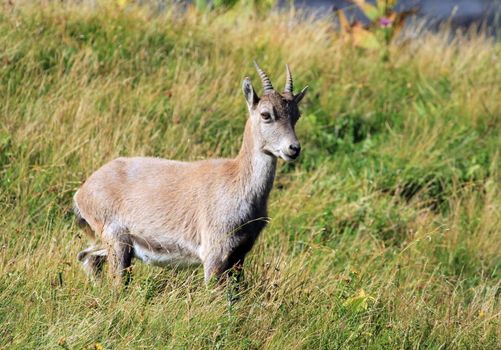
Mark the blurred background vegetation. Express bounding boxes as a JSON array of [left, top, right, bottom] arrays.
[[0, 1, 500, 349]]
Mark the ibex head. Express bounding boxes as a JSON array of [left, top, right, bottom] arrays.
[[242, 61, 308, 162]]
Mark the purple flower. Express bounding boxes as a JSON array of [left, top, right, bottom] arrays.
[[379, 17, 392, 28]]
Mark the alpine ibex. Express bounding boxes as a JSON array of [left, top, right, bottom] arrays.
[[74, 62, 308, 285]]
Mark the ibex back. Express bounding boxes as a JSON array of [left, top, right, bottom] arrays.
[[74, 62, 308, 285]]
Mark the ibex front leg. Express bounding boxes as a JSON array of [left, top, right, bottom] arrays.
[[203, 245, 247, 284], [203, 248, 247, 305]]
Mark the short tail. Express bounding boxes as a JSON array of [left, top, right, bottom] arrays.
[[73, 191, 96, 240]]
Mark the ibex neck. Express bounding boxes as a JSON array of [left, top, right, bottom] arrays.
[[235, 119, 277, 203]]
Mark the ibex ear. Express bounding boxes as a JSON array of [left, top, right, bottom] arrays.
[[294, 85, 309, 104], [242, 77, 259, 108]]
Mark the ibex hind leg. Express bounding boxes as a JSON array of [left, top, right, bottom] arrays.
[[103, 227, 134, 287], [77, 246, 108, 280]]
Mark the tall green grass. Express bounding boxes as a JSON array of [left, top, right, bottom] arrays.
[[1, 2, 500, 349]]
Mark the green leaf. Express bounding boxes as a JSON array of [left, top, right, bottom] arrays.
[[377, 0, 397, 12], [343, 289, 375, 313], [352, 24, 381, 49]]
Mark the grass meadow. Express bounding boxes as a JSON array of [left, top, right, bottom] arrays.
[[1, 2, 500, 349]]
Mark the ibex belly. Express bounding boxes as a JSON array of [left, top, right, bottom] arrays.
[[132, 237, 201, 267]]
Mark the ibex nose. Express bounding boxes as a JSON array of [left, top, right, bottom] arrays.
[[289, 144, 301, 159]]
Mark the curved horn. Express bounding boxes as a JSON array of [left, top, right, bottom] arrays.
[[254, 61, 273, 93], [284, 64, 293, 94]]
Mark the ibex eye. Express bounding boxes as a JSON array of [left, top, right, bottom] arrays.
[[261, 112, 271, 121]]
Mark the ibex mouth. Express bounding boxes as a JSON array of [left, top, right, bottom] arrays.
[[279, 151, 299, 162]]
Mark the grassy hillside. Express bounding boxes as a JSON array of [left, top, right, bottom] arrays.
[[1, 2, 500, 349]]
